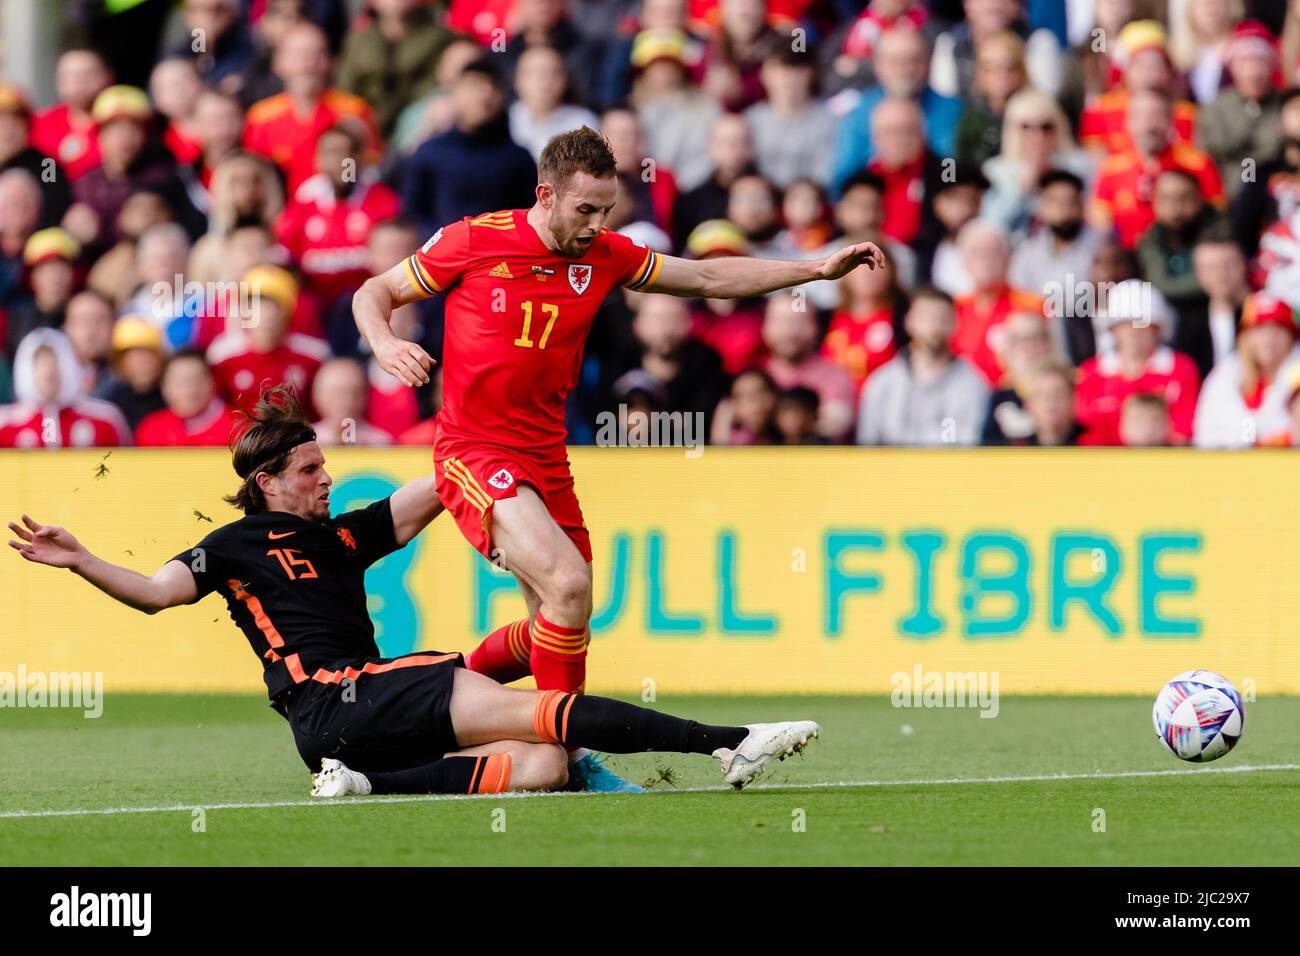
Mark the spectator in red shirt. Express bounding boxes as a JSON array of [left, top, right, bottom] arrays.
[[149, 57, 205, 167], [951, 219, 1049, 387], [1089, 88, 1224, 249], [206, 265, 328, 416], [29, 49, 111, 182], [134, 349, 233, 446], [684, 219, 767, 374], [821, 245, 900, 400], [1075, 280, 1200, 445], [276, 123, 400, 311], [243, 23, 380, 196], [865, 97, 939, 246], [761, 289, 856, 441], [0, 327, 130, 447], [311, 357, 393, 446]]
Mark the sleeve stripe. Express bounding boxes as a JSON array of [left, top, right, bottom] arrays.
[[404, 255, 439, 298], [626, 250, 660, 290]]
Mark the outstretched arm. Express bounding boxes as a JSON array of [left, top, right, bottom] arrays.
[[647, 241, 885, 299], [389, 474, 445, 548], [352, 261, 437, 387], [7, 514, 197, 614]]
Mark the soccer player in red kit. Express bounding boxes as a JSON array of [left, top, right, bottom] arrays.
[[353, 126, 882, 791]]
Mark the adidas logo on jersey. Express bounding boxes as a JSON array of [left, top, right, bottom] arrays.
[[489, 261, 514, 279]]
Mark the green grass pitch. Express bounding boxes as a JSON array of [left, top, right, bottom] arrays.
[[2, 694, 1296, 866]]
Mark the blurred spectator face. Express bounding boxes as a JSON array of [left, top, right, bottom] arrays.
[[0, 171, 41, 238], [641, 0, 688, 31], [1152, 171, 1202, 232], [782, 180, 824, 230], [185, 0, 237, 42], [760, 56, 814, 108], [1111, 318, 1159, 363], [226, 158, 268, 218], [1125, 49, 1173, 93], [451, 70, 503, 131], [1024, 366, 1075, 440], [258, 0, 305, 47], [369, 222, 419, 272], [1095, 0, 1135, 33], [763, 293, 818, 361], [1282, 96, 1300, 141], [64, 293, 114, 364], [224, 225, 273, 281], [836, 182, 884, 236], [875, 29, 929, 99], [602, 109, 644, 173], [1242, 323, 1295, 372], [728, 175, 776, 235], [640, 57, 689, 95], [1191, 0, 1234, 40], [274, 24, 331, 96], [248, 298, 290, 351], [315, 128, 357, 190], [731, 370, 777, 433], [149, 59, 203, 121], [965, 0, 1019, 35], [313, 358, 368, 424], [1231, 51, 1274, 101], [775, 392, 818, 443], [119, 345, 163, 391], [975, 35, 1025, 106], [1092, 239, 1136, 286], [517, 47, 568, 112], [1120, 396, 1171, 446], [31, 346, 62, 403], [56, 50, 111, 112], [633, 294, 691, 357], [1127, 91, 1173, 157], [721, 0, 766, 42], [31, 258, 75, 309], [905, 296, 956, 354], [517, 0, 565, 32], [841, 246, 895, 304], [372, 0, 419, 17], [162, 354, 215, 418], [1193, 241, 1247, 301], [871, 99, 925, 169], [959, 223, 1011, 291], [118, 190, 171, 240], [1038, 179, 1084, 238], [1011, 107, 1060, 158], [933, 184, 984, 237], [709, 114, 754, 180], [195, 92, 243, 158], [98, 117, 147, 172], [1001, 312, 1051, 378], [136, 226, 190, 288], [437, 38, 487, 88], [0, 109, 27, 161]]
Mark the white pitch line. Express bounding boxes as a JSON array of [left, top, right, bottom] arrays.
[[1, 762, 1297, 821]]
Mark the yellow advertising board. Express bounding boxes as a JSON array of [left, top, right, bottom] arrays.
[[2, 447, 1298, 695]]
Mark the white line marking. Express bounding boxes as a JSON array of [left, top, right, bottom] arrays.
[[1, 763, 1296, 820]]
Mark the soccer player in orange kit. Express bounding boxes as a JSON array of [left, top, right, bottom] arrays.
[[353, 125, 882, 791]]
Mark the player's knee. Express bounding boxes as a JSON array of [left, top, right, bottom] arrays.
[[544, 565, 591, 616]]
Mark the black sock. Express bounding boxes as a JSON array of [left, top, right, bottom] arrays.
[[364, 753, 511, 795], [550, 694, 747, 754]]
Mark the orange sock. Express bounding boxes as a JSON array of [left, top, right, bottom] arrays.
[[529, 612, 588, 695], [467, 618, 532, 683]]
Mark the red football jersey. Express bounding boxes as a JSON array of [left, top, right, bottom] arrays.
[[405, 209, 663, 453]]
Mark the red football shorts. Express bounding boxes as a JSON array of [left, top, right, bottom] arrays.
[[433, 438, 592, 564]]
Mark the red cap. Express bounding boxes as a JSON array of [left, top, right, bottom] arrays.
[[1241, 292, 1298, 334]]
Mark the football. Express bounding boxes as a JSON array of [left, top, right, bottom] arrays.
[[1153, 670, 1245, 763]]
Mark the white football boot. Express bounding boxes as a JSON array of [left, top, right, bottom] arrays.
[[713, 721, 820, 789], [310, 758, 373, 797]]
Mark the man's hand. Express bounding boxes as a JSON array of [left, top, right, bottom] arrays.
[[7, 514, 86, 570], [815, 241, 885, 281], [373, 335, 435, 387]]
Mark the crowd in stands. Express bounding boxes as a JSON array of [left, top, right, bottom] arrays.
[[2, 0, 1300, 450]]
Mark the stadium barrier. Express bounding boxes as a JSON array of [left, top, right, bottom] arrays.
[[2, 447, 1297, 695]]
